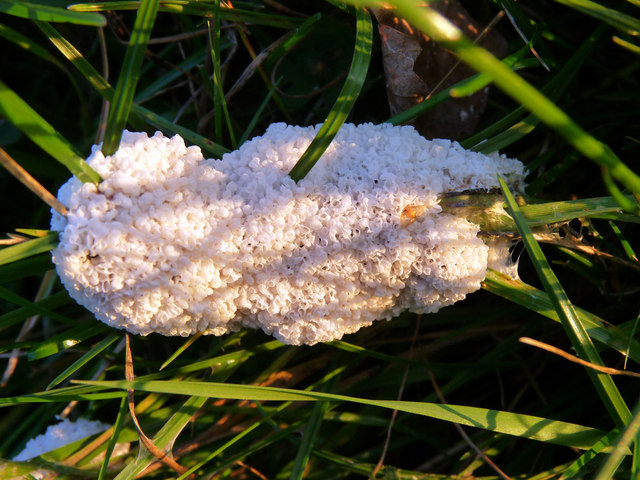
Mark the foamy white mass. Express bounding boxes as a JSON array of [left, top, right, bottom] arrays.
[[51, 123, 524, 345], [13, 418, 109, 461]]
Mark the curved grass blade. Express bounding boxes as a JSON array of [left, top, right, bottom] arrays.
[[27, 323, 110, 361], [113, 396, 207, 480], [563, 428, 621, 479], [98, 396, 128, 480], [0, 0, 106, 26], [552, 0, 640, 36], [46, 334, 120, 390], [0, 285, 74, 326], [37, 21, 229, 157], [463, 25, 605, 153], [499, 176, 631, 427], [69, 2, 303, 28], [0, 232, 58, 267], [102, 0, 160, 155], [0, 292, 72, 330], [290, 401, 330, 480], [0, 82, 100, 183], [288, 6, 372, 181], [482, 270, 640, 364], [595, 400, 640, 480], [363, 1, 640, 196], [77, 379, 607, 450]]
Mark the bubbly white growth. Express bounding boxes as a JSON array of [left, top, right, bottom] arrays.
[[51, 123, 524, 345], [13, 418, 109, 461]]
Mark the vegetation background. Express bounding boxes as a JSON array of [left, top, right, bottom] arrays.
[[0, 0, 639, 478]]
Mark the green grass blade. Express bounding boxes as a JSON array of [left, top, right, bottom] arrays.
[[159, 333, 202, 371], [288, 6, 372, 181], [610, 221, 639, 262], [483, 270, 640, 364], [69, 2, 303, 28], [98, 396, 128, 480], [0, 82, 100, 183], [553, 0, 640, 36], [0, 232, 59, 266], [368, 1, 640, 197], [499, 176, 631, 427], [37, 21, 229, 158], [114, 395, 208, 480], [208, 8, 236, 149], [289, 399, 330, 480], [0, 285, 74, 326], [0, 253, 53, 284], [596, 401, 640, 480], [27, 323, 110, 361], [102, 0, 160, 155], [463, 25, 605, 153], [0, 0, 105, 26], [77, 379, 607, 450], [46, 334, 120, 390], [0, 292, 72, 330], [558, 428, 621, 479]]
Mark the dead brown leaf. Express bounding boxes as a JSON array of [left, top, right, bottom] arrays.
[[374, 1, 507, 140]]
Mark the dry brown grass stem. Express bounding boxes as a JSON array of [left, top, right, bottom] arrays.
[[0, 147, 68, 215], [519, 337, 640, 378]]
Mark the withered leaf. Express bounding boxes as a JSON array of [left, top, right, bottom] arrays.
[[374, 1, 507, 140]]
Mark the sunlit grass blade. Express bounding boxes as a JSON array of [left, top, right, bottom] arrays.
[[98, 396, 128, 480], [288, 6, 372, 181], [499, 176, 631, 427], [46, 334, 120, 390], [290, 399, 330, 480], [69, 2, 303, 28], [552, 0, 640, 36], [562, 428, 621, 479], [37, 21, 229, 157], [483, 270, 640, 364], [362, 1, 640, 196], [0, 0, 105, 25], [113, 395, 207, 480], [609, 221, 638, 262], [0, 385, 126, 405], [102, 0, 160, 155], [463, 25, 605, 153], [27, 323, 110, 361], [159, 332, 202, 371], [77, 378, 607, 449], [0, 232, 59, 267], [0, 81, 100, 183], [595, 400, 640, 480], [613, 35, 640, 55]]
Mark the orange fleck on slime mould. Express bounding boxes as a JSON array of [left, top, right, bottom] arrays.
[[400, 204, 427, 228]]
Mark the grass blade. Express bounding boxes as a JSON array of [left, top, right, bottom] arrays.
[[499, 176, 631, 427], [483, 270, 640, 364], [289, 398, 330, 480], [288, 6, 372, 181], [77, 378, 607, 450], [37, 21, 229, 157], [552, 0, 640, 36], [46, 334, 120, 390], [0, 81, 100, 183], [102, 0, 160, 154], [27, 323, 110, 361], [98, 396, 128, 480], [0, 0, 105, 26], [0, 233, 59, 266]]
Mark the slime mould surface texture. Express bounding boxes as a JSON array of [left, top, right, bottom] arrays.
[[51, 123, 525, 345]]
